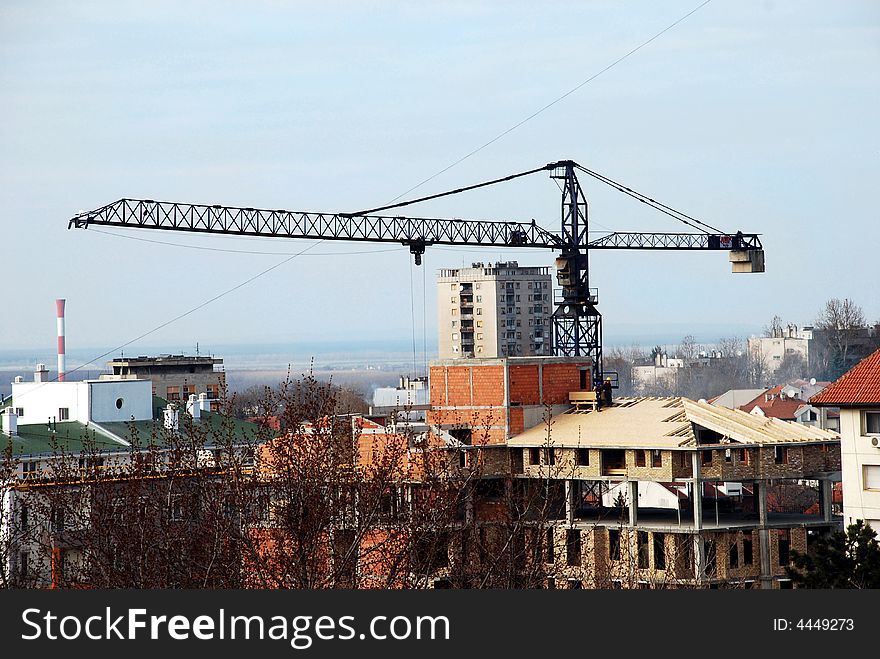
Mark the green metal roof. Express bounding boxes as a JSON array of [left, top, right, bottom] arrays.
[[3, 421, 124, 458], [4, 405, 265, 458]]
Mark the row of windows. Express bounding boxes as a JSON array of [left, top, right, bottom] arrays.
[[448, 280, 550, 291]]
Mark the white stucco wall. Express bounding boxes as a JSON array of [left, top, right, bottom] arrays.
[[9, 379, 153, 426], [87, 380, 152, 422], [9, 382, 89, 425]]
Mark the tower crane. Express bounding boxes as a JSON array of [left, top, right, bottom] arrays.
[[68, 160, 764, 386]]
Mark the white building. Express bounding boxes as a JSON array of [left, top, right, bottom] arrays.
[[747, 325, 812, 375], [437, 261, 552, 360], [811, 348, 880, 529]]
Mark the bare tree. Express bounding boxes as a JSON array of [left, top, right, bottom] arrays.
[[814, 298, 868, 379], [764, 315, 784, 338]]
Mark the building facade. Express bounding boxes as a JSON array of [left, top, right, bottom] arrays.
[[437, 261, 552, 360], [101, 354, 225, 410], [811, 348, 880, 529]]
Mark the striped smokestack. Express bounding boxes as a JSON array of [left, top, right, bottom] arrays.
[[56, 298, 66, 382]]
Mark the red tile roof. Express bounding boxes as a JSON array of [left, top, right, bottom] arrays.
[[739, 386, 807, 419], [810, 347, 880, 406]]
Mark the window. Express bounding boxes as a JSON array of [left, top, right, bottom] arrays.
[[566, 529, 581, 566], [51, 507, 65, 534], [170, 494, 184, 521], [451, 309, 457, 316], [638, 532, 649, 569], [452, 333, 459, 341], [19, 551, 28, 580], [451, 297, 456, 303], [544, 447, 556, 465], [544, 528, 555, 563], [15, 408, 24, 417], [702, 450, 713, 465], [774, 446, 788, 464], [777, 530, 790, 566], [576, 448, 590, 466], [864, 465, 880, 491], [608, 529, 621, 560], [865, 412, 880, 435], [475, 295, 482, 303], [743, 534, 753, 566], [652, 450, 662, 468], [729, 538, 739, 568], [476, 320, 483, 328], [724, 448, 732, 463], [529, 448, 540, 465], [476, 333, 483, 340], [636, 450, 646, 467], [58, 407, 69, 421], [653, 533, 666, 569], [739, 448, 748, 464], [207, 383, 220, 399], [476, 308, 482, 315], [166, 386, 180, 401]]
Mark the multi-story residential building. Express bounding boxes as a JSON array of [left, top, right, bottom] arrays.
[[748, 325, 812, 375], [100, 354, 225, 410], [437, 261, 552, 360], [0, 368, 261, 588], [810, 347, 880, 529]]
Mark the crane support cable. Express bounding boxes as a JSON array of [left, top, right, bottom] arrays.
[[349, 163, 555, 216], [576, 165, 723, 234]]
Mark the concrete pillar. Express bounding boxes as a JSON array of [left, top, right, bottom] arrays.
[[691, 452, 703, 531], [821, 480, 833, 522], [565, 480, 575, 524], [756, 481, 773, 589], [628, 480, 639, 527], [694, 535, 706, 581]]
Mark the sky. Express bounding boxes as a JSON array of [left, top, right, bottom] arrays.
[[1, 1, 878, 368]]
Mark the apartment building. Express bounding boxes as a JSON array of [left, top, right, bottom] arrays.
[[437, 261, 552, 360], [101, 354, 225, 410], [810, 347, 880, 529]]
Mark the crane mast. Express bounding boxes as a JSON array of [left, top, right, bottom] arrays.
[[69, 159, 764, 385]]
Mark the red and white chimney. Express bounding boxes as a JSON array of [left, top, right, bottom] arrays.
[[56, 298, 66, 382]]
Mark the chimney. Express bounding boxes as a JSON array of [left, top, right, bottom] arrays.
[[2, 408, 17, 436], [56, 299, 66, 382], [34, 363, 50, 383], [163, 404, 179, 432], [187, 394, 201, 421], [198, 392, 211, 413]]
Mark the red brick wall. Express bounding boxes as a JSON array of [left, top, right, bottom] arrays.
[[541, 363, 586, 404], [429, 366, 447, 406], [471, 366, 505, 406], [445, 366, 473, 406], [509, 406, 525, 436], [509, 365, 540, 405]]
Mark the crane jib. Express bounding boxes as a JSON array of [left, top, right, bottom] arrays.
[[67, 161, 764, 385]]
